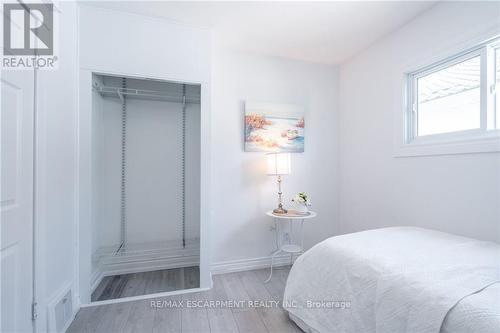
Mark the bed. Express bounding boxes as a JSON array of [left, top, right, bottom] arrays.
[[283, 227, 500, 333]]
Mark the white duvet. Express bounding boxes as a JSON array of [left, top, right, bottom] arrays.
[[283, 227, 500, 333]]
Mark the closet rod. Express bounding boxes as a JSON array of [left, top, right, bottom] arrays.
[[93, 85, 201, 104]]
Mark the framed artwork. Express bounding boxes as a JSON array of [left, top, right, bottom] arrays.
[[244, 102, 304, 152]]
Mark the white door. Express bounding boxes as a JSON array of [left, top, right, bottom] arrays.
[[1, 68, 35, 333]]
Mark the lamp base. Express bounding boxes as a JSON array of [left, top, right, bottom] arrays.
[[273, 207, 288, 214]]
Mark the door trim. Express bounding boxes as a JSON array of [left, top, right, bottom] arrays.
[[75, 68, 212, 306]]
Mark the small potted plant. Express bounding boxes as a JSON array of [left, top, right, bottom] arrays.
[[291, 192, 311, 215]]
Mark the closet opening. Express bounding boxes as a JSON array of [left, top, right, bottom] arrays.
[[89, 73, 201, 302]]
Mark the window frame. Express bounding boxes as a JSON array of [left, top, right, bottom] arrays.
[[404, 37, 500, 147], [492, 44, 500, 129]]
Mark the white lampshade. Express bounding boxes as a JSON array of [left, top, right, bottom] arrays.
[[267, 153, 291, 175]]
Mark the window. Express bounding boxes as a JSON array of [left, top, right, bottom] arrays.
[[406, 37, 500, 145], [416, 55, 481, 136]]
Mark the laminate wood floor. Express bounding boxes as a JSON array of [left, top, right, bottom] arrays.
[[92, 266, 200, 302], [69, 266, 301, 333]]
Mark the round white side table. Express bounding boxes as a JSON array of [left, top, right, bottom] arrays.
[[265, 210, 317, 283]]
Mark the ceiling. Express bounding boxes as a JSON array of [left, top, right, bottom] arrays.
[[86, 1, 437, 65]]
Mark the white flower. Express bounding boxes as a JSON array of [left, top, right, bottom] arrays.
[[292, 192, 311, 206]]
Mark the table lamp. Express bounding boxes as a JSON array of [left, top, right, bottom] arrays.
[[267, 152, 291, 214]]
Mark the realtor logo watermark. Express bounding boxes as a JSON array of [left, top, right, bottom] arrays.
[[2, 2, 58, 69]]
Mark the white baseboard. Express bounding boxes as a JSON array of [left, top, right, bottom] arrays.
[[90, 269, 105, 293], [91, 248, 293, 295], [65, 302, 80, 333], [91, 241, 200, 292], [91, 257, 200, 292], [210, 253, 297, 275]]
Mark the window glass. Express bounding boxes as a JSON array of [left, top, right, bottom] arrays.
[[417, 56, 481, 136]]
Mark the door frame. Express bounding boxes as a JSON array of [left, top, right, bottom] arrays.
[[33, 65, 46, 333], [75, 68, 212, 306]]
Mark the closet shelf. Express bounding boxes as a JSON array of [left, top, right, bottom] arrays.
[[93, 85, 201, 104]]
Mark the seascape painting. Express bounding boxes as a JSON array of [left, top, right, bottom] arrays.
[[244, 102, 304, 152]]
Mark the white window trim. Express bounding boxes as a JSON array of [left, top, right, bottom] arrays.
[[489, 40, 500, 130], [394, 32, 500, 157]]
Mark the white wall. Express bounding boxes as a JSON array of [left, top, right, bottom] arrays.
[[78, 5, 210, 84], [210, 45, 339, 265], [338, 1, 500, 242]]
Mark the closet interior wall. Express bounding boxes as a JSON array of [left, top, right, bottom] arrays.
[[90, 74, 201, 290]]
